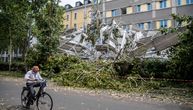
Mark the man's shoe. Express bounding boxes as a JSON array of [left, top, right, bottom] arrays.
[[25, 104, 30, 109], [26, 101, 30, 108], [30, 99, 34, 105], [32, 96, 36, 100]]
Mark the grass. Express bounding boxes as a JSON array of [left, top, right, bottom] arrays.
[[0, 71, 24, 78]]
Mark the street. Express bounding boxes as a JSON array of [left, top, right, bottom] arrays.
[[0, 77, 192, 110]]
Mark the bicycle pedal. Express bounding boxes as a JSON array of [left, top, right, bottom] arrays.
[[25, 106, 30, 109], [32, 96, 36, 100], [30, 100, 34, 105]]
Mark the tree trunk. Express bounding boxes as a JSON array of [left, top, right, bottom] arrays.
[[8, 27, 12, 71]]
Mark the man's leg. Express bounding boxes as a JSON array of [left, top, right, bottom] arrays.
[[26, 83, 35, 108], [27, 84, 34, 95], [35, 82, 46, 96], [40, 81, 46, 91]]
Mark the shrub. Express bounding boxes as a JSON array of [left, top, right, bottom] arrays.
[[113, 61, 134, 77], [42, 54, 81, 77], [0, 62, 25, 72]]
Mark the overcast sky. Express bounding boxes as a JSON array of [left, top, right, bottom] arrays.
[[60, 0, 84, 7]]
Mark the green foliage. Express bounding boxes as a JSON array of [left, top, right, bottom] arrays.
[[0, 0, 30, 54], [168, 15, 193, 79], [113, 58, 169, 79], [0, 0, 64, 69], [30, 0, 64, 66], [0, 62, 25, 72], [44, 55, 151, 92], [113, 61, 134, 77], [26, 48, 41, 67], [86, 6, 102, 46], [140, 59, 169, 78], [0, 71, 24, 78], [43, 54, 80, 76]]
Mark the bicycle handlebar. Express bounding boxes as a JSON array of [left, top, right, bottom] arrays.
[[36, 79, 47, 83]]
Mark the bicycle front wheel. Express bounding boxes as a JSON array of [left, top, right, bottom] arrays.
[[36, 92, 53, 110], [21, 87, 29, 108]]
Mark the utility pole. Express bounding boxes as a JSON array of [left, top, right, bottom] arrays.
[[96, 0, 99, 29], [84, 0, 87, 33], [102, 0, 106, 24]]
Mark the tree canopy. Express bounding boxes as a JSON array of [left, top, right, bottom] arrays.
[[0, 0, 65, 68], [168, 15, 193, 79]]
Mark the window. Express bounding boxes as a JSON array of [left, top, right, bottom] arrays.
[[186, 0, 193, 4], [85, 0, 88, 4], [147, 22, 152, 30], [136, 5, 141, 12], [121, 8, 127, 15], [66, 15, 69, 21], [74, 24, 77, 30], [93, 0, 98, 4], [127, 7, 133, 14], [160, 20, 168, 28], [122, 25, 128, 30], [66, 5, 69, 9], [137, 23, 144, 29], [160, 0, 167, 9], [147, 3, 152, 11], [176, 0, 182, 5], [76, 2, 80, 6], [112, 9, 119, 17], [65, 4, 72, 9], [66, 25, 69, 29], [74, 13, 77, 20]]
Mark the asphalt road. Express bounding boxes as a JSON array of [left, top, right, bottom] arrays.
[[0, 77, 192, 110]]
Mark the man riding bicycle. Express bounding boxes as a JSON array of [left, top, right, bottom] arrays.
[[24, 66, 46, 108]]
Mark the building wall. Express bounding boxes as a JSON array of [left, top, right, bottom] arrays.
[[176, 4, 193, 15], [64, 0, 193, 30], [64, 11, 72, 29], [64, 5, 92, 30], [102, 0, 193, 30]]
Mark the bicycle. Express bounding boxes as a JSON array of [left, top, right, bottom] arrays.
[[21, 80, 53, 110]]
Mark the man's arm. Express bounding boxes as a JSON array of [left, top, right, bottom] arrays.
[[36, 73, 43, 80], [24, 71, 37, 81]]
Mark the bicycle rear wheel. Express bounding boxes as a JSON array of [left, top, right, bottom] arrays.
[[36, 92, 53, 110], [21, 87, 29, 108]]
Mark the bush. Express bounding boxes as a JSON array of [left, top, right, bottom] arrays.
[[0, 62, 9, 71], [113, 58, 170, 79], [113, 61, 134, 77], [0, 62, 25, 72], [141, 59, 169, 78], [42, 54, 81, 77]]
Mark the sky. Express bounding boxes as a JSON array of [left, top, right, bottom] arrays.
[[60, 0, 84, 7]]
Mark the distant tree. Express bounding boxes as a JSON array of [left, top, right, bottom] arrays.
[[168, 15, 193, 79], [0, 0, 65, 70], [27, 0, 65, 66], [0, 0, 31, 70]]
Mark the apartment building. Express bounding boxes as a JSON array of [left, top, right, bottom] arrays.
[[101, 0, 193, 30], [64, 0, 193, 30], [64, 0, 93, 30]]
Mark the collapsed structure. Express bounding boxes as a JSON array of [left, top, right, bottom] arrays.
[[58, 19, 180, 60], [60, 0, 190, 60]]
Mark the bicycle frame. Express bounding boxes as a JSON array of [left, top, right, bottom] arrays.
[[21, 80, 53, 110]]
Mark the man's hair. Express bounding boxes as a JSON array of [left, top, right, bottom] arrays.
[[32, 66, 39, 71]]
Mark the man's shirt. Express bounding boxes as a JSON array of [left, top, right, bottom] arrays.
[[24, 70, 42, 83]]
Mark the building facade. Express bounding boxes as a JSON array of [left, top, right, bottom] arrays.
[[64, 0, 93, 30], [63, 0, 193, 31], [101, 0, 193, 30]]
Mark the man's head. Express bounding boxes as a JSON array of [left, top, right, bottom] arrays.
[[32, 66, 39, 73]]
